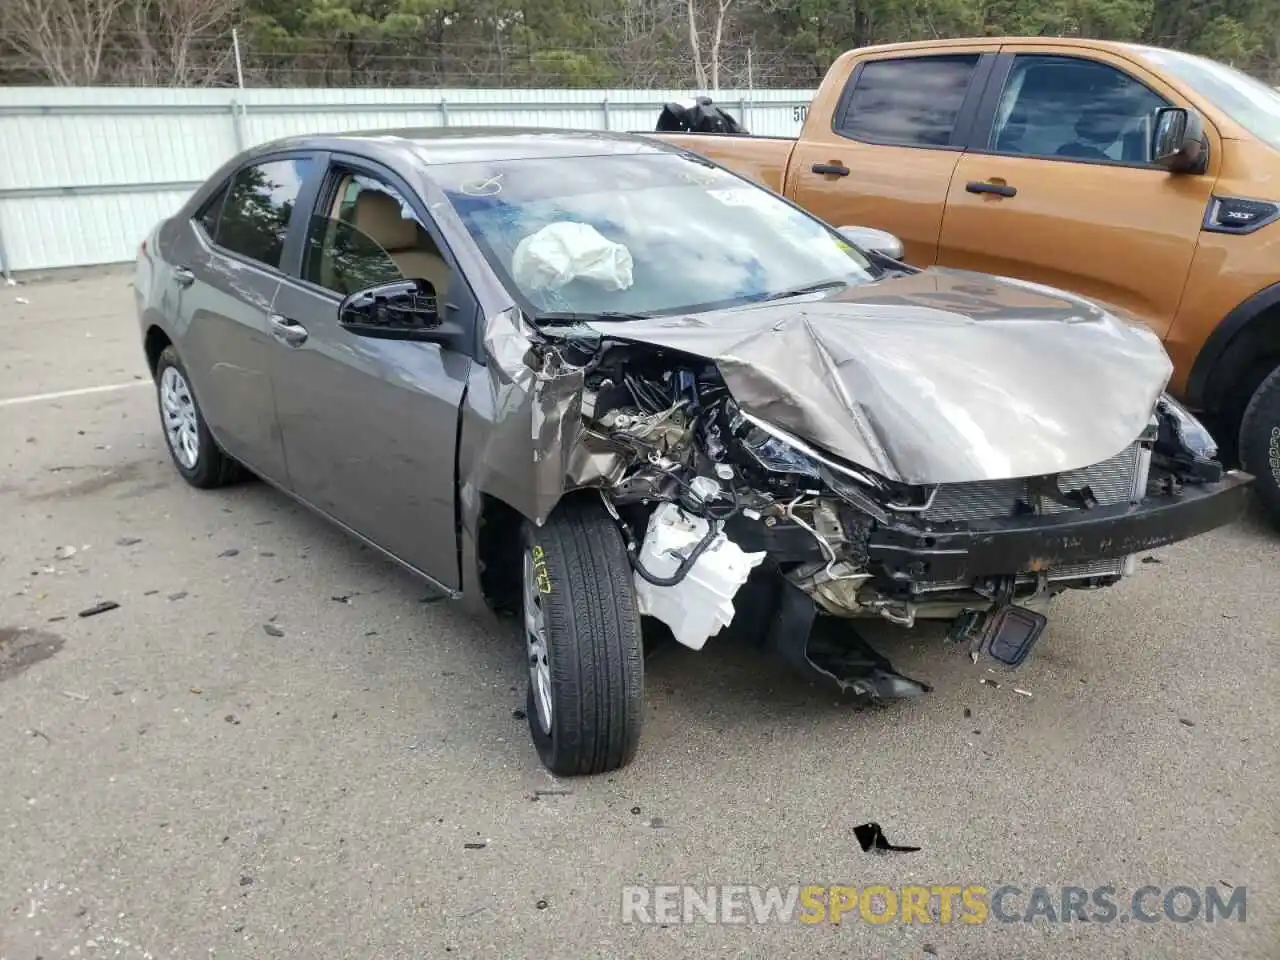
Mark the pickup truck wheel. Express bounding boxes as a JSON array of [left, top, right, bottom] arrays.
[[1239, 364, 1280, 528], [154, 346, 242, 489], [520, 500, 644, 776]]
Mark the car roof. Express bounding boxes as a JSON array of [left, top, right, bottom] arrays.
[[248, 126, 675, 167], [846, 36, 1166, 56]]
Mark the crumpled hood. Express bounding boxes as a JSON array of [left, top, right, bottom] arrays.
[[586, 268, 1173, 485]]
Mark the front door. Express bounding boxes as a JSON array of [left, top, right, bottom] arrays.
[[785, 49, 998, 267], [936, 47, 1218, 337], [268, 157, 472, 588]]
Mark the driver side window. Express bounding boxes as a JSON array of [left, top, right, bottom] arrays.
[[302, 169, 452, 301], [988, 55, 1168, 165]]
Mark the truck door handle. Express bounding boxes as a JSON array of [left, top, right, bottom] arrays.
[[966, 180, 1017, 198], [811, 162, 850, 177], [173, 266, 196, 287], [268, 314, 309, 346]]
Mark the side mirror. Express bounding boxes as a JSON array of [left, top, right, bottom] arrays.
[[339, 278, 448, 342], [1151, 107, 1206, 173], [836, 225, 905, 262]]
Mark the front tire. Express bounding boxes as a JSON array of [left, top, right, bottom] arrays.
[[1240, 364, 1280, 529], [521, 499, 644, 776], [154, 346, 242, 489]]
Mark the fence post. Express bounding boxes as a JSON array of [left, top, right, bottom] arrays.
[[440, 99, 449, 127], [229, 98, 246, 151], [232, 28, 245, 89], [601, 97, 610, 131], [0, 214, 12, 283]]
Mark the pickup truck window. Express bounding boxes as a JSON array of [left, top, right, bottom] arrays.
[[837, 55, 981, 148], [434, 153, 880, 318], [988, 56, 1166, 165], [1133, 45, 1280, 150]]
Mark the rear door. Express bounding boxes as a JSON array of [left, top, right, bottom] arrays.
[[936, 46, 1218, 336], [172, 153, 323, 481], [785, 48, 998, 266], [267, 154, 473, 588]]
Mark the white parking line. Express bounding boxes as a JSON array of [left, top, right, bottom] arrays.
[[0, 381, 150, 408]]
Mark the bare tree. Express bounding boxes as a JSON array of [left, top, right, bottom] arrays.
[[685, 0, 741, 89], [0, 0, 127, 84], [121, 0, 239, 86]]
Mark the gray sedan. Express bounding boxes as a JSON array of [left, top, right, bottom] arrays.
[[135, 127, 1250, 776]]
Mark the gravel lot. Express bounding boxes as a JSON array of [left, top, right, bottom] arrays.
[[1, 272, 1277, 960]]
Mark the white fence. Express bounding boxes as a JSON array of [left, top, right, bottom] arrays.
[[0, 87, 814, 276]]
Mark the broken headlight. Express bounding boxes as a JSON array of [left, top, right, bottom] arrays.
[[727, 405, 820, 479], [1157, 394, 1218, 460]]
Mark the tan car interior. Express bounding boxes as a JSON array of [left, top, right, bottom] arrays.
[[347, 184, 452, 297]]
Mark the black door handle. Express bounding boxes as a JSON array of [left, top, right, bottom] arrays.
[[966, 181, 1017, 198], [811, 162, 850, 177]]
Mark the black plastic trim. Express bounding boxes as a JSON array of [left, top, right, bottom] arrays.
[[866, 471, 1252, 584], [1201, 195, 1280, 236], [1185, 281, 1280, 410]]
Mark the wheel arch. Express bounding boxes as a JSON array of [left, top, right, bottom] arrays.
[[144, 324, 173, 380], [471, 487, 613, 615], [1187, 283, 1280, 420]]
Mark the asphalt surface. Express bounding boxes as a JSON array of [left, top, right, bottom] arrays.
[[1, 272, 1277, 960]]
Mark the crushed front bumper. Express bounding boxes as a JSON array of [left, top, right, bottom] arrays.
[[736, 470, 1252, 700], [866, 470, 1253, 585]]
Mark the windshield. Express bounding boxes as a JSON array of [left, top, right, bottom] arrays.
[[432, 152, 879, 318], [1131, 45, 1280, 149]]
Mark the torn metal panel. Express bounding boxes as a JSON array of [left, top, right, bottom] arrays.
[[583, 269, 1175, 486], [473, 306, 621, 524]]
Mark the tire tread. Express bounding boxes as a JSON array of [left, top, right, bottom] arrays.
[[1239, 363, 1280, 527], [530, 499, 643, 775]]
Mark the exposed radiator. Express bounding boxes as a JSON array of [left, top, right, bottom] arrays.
[[922, 442, 1144, 523], [913, 442, 1150, 591]]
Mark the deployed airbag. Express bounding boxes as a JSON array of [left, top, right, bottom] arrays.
[[511, 221, 635, 293]]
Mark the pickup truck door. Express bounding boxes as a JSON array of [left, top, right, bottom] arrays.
[[936, 46, 1219, 338], [784, 49, 999, 267], [267, 155, 472, 589]]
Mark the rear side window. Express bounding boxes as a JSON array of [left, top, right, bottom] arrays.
[[837, 55, 981, 147], [196, 184, 227, 237], [213, 158, 314, 269]]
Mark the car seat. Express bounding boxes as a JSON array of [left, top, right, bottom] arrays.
[[352, 191, 452, 297]]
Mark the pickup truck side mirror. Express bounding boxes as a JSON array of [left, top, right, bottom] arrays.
[[1151, 107, 1207, 174], [837, 225, 905, 262], [339, 278, 459, 345]]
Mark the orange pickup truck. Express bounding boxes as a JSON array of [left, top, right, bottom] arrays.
[[654, 37, 1280, 527]]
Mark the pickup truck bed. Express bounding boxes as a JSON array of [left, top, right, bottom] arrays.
[[650, 133, 796, 194]]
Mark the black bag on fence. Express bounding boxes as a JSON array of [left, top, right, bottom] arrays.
[[655, 96, 748, 135]]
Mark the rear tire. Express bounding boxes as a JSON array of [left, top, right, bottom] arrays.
[[155, 346, 243, 489], [1239, 364, 1280, 529], [521, 499, 644, 776]]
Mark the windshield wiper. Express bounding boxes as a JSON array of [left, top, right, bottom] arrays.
[[533, 310, 654, 325], [752, 279, 849, 304]]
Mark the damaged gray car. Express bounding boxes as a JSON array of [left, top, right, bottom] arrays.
[[135, 128, 1252, 776]]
